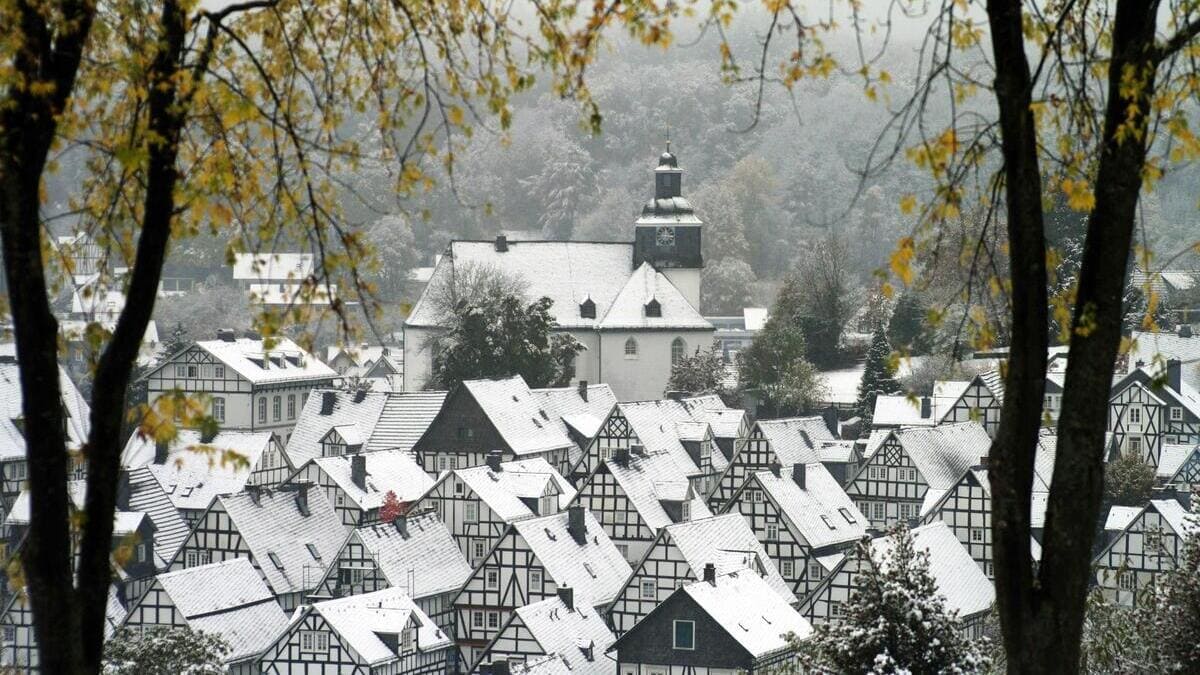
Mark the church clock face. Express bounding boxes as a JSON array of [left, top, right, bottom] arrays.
[[655, 226, 676, 247]]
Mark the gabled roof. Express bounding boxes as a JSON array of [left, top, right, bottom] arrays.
[[7, 481, 152, 541], [231, 252, 313, 282], [310, 449, 433, 510], [368, 391, 448, 453], [678, 570, 813, 658], [151, 337, 335, 386], [1104, 505, 1143, 532], [755, 417, 836, 465], [309, 588, 451, 666], [662, 514, 794, 604], [507, 595, 615, 675], [876, 423, 992, 490], [407, 240, 639, 330], [1115, 366, 1200, 418], [530, 383, 619, 443], [682, 404, 746, 442], [127, 467, 190, 567], [750, 464, 867, 550], [605, 451, 713, 531], [616, 400, 711, 476], [449, 457, 576, 522], [1159, 443, 1199, 480], [350, 511, 472, 599], [1128, 330, 1200, 387], [122, 430, 274, 512], [216, 487, 345, 596], [0, 359, 90, 458], [1149, 498, 1195, 539], [871, 522, 994, 619], [597, 262, 709, 330], [462, 376, 576, 455], [284, 389, 390, 467], [512, 509, 631, 606]]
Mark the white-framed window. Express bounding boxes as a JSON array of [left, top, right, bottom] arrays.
[[214, 365, 225, 378], [781, 560, 794, 577], [530, 569, 543, 591], [212, 397, 225, 422], [640, 579, 657, 600], [624, 337, 638, 359], [681, 501, 691, 521], [287, 394, 296, 420], [438, 456, 448, 471], [830, 601, 843, 618], [672, 620, 695, 650], [186, 551, 197, 568], [487, 612, 500, 629], [1129, 436, 1143, 455], [809, 562, 824, 580], [258, 397, 267, 423], [273, 396, 282, 422], [872, 502, 885, 520], [10, 461, 26, 480], [465, 501, 479, 524], [1171, 406, 1183, 421], [188, 365, 197, 377], [1129, 407, 1142, 424], [838, 507, 856, 524], [400, 626, 415, 653], [471, 538, 486, 562], [175, 365, 186, 377], [767, 521, 780, 541], [899, 503, 913, 519], [970, 528, 985, 542], [299, 630, 329, 653], [986, 562, 994, 577], [485, 567, 499, 590], [1118, 572, 1136, 591], [472, 611, 484, 628], [671, 337, 687, 365], [749, 489, 763, 503]]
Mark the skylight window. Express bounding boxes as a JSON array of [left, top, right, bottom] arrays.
[[838, 507, 856, 524], [267, 551, 284, 570], [583, 562, 596, 578], [306, 543, 321, 560], [820, 515, 835, 530]]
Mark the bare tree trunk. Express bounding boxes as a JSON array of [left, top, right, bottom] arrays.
[[985, 0, 1164, 672], [0, 2, 96, 672]]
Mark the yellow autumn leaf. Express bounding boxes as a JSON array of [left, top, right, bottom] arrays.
[[899, 194, 917, 214]]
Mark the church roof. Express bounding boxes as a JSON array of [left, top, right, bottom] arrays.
[[638, 196, 701, 224], [597, 262, 709, 330]]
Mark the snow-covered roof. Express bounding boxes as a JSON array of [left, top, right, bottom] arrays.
[[752, 464, 867, 550], [871, 522, 994, 619], [0, 359, 90, 458], [1104, 505, 1144, 532], [879, 423, 992, 490], [309, 588, 451, 666], [512, 509, 632, 607], [681, 403, 746, 442], [530, 383, 618, 444], [597, 262, 710, 330], [679, 570, 813, 658], [7, 481, 149, 539], [1127, 330, 1200, 388], [349, 511, 472, 599], [217, 487, 345, 596], [463, 376, 576, 455], [284, 388, 390, 467], [310, 449, 433, 511], [166, 337, 335, 386], [1158, 443, 1198, 479], [122, 430, 274, 512], [743, 308, 769, 331], [509, 595, 615, 675], [662, 514, 794, 604], [368, 391, 448, 453], [127, 466, 191, 567], [407, 241, 640, 330], [231, 252, 313, 282], [1150, 498, 1196, 538], [617, 400, 713, 476], [453, 457, 576, 522], [151, 558, 289, 663], [755, 417, 836, 465], [605, 450, 712, 531]]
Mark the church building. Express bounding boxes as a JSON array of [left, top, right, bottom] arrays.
[[403, 146, 714, 401]]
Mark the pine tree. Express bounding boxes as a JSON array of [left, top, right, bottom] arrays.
[[797, 524, 991, 674], [857, 324, 901, 426], [887, 291, 930, 354]]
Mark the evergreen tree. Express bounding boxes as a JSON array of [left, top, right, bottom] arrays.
[[797, 524, 991, 674], [1103, 452, 1156, 507], [739, 313, 826, 415], [887, 291, 930, 355], [857, 324, 901, 425]]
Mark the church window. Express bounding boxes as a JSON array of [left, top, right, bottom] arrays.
[[624, 338, 639, 359], [671, 338, 687, 365], [644, 299, 662, 318]]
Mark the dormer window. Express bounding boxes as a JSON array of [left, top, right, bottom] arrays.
[[579, 297, 596, 319], [644, 298, 662, 318]]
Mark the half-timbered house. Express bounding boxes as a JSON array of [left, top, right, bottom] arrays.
[[169, 483, 346, 611], [799, 521, 994, 637], [607, 513, 793, 636], [122, 558, 290, 674], [573, 447, 713, 565], [453, 505, 631, 668], [531, 381, 620, 461], [0, 583, 126, 672], [476, 587, 616, 675], [410, 456, 576, 568], [143, 334, 336, 443], [722, 462, 867, 600], [844, 422, 991, 529], [286, 448, 433, 527], [709, 417, 834, 511], [609, 567, 812, 675], [413, 376, 580, 476], [1094, 497, 1195, 605], [284, 388, 448, 469], [1158, 442, 1200, 492], [309, 511, 472, 634], [258, 587, 456, 675], [1109, 361, 1200, 465], [679, 394, 750, 470]]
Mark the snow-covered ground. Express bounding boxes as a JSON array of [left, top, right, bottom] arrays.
[[820, 356, 928, 405]]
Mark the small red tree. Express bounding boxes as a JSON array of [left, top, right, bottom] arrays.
[[379, 491, 407, 523]]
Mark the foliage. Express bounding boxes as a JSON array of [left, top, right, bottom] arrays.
[[898, 354, 986, 397], [430, 293, 583, 390], [154, 283, 252, 349], [702, 257, 757, 315], [1123, 285, 1173, 335], [365, 215, 420, 306], [887, 291, 931, 355], [667, 343, 729, 397], [1103, 453, 1157, 507], [772, 236, 856, 369], [857, 324, 902, 426], [104, 625, 229, 674], [379, 490, 406, 523], [796, 523, 990, 674], [739, 310, 826, 414]]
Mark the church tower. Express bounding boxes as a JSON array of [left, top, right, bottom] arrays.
[[633, 143, 703, 309]]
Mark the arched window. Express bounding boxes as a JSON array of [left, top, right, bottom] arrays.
[[671, 337, 687, 365], [624, 337, 639, 359]]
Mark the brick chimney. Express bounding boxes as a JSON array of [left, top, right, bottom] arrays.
[[703, 562, 716, 584], [154, 440, 169, 465], [558, 585, 574, 611], [295, 483, 311, 516], [612, 447, 630, 466], [920, 396, 932, 418], [486, 450, 503, 472], [567, 504, 587, 544], [351, 454, 367, 491], [577, 380, 588, 402], [495, 235, 508, 252], [768, 460, 781, 477], [1168, 358, 1182, 391], [792, 462, 806, 489]]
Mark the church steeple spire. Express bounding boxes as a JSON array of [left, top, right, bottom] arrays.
[[655, 140, 681, 199]]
